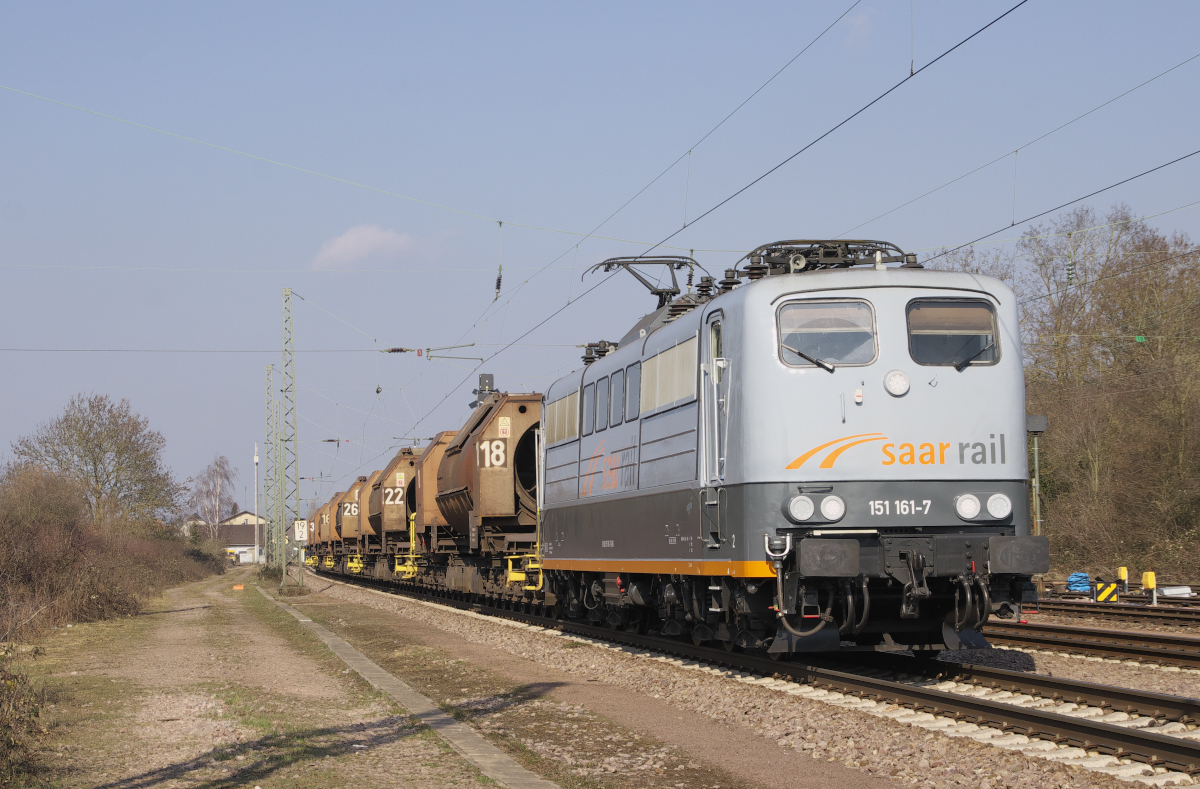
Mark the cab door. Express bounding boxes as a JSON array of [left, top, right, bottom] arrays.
[[701, 312, 729, 546]]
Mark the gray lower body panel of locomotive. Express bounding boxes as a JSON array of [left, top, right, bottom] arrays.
[[543, 479, 1040, 564], [543, 480, 1048, 654]]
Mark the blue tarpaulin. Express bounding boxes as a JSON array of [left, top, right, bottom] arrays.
[[1067, 572, 1091, 592]]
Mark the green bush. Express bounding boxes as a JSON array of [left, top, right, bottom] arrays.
[[255, 564, 283, 584]]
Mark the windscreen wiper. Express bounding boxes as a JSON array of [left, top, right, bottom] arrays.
[[953, 341, 995, 372], [781, 342, 835, 373]]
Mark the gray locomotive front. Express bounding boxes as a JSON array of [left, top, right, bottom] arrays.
[[541, 242, 1047, 653]]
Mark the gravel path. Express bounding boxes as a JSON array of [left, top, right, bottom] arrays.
[[313, 577, 1200, 788], [42, 569, 493, 789]]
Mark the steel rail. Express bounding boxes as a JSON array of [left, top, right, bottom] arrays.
[[1029, 600, 1200, 625], [314, 570, 1200, 774], [922, 658, 1200, 724], [984, 620, 1200, 668]]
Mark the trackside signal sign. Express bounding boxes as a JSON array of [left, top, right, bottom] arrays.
[[1095, 582, 1119, 603]]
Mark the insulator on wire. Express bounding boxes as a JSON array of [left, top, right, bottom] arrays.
[[494, 263, 503, 301]]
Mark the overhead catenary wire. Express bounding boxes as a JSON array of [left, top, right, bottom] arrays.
[[0, 343, 582, 354], [308, 2, 924, 485], [913, 198, 1200, 253], [320, 0, 1007, 482], [923, 148, 1200, 265], [420, 0, 865, 355], [636, 0, 1033, 259], [0, 84, 705, 247], [1016, 245, 1199, 307], [837, 50, 1200, 237]]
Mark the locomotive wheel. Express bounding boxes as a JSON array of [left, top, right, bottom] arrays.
[[722, 639, 738, 652]]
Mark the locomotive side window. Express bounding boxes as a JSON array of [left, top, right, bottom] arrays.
[[778, 300, 876, 368], [544, 390, 579, 444], [582, 384, 595, 436], [595, 377, 609, 432], [907, 300, 998, 367], [640, 336, 698, 414], [610, 369, 624, 426], [710, 321, 724, 382], [625, 363, 641, 420]]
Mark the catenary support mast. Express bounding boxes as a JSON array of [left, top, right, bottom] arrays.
[[281, 288, 302, 586], [264, 364, 276, 566]]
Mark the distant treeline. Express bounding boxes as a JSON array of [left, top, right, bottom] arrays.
[[934, 204, 1200, 581]]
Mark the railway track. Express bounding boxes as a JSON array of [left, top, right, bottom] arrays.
[[1028, 599, 1200, 626], [985, 620, 1200, 669], [312, 570, 1200, 776]]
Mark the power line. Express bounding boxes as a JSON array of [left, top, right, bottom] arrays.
[[925, 148, 1200, 264], [312, 4, 868, 483], [911, 198, 1200, 252], [0, 84, 692, 246], [637, 0, 1033, 258], [838, 50, 1200, 237], [412, 2, 865, 361], [0, 348, 383, 353], [1017, 245, 1199, 307], [587, 0, 862, 236]]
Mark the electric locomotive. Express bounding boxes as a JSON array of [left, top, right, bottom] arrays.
[[308, 238, 1048, 657], [538, 240, 1046, 655]]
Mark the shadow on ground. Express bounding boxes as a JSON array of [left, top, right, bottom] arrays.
[[83, 681, 563, 789]]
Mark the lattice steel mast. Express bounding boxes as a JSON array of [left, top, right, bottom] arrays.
[[281, 288, 302, 586], [273, 397, 285, 573], [263, 364, 276, 565]]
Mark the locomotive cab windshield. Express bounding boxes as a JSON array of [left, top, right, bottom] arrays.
[[906, 299, 999, 368], [778, 300, 877, 369]]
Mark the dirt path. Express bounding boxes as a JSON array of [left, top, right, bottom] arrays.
[[285, 579, 897, 789], [36, 567, 492, 788]]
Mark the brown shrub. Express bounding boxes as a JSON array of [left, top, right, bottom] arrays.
[[0, 645, 44, 788], [0, 467, 225, 642]]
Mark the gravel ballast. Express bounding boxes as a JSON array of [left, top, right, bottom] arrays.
[[310, 577, 1199, 788]]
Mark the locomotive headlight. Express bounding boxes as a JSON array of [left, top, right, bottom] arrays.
[[820, 495, 846, 521], [787, 495, 815, 522], [987, 493, 1012, 519], [884, 370, 910, 397], [954, 494, 981, 520]]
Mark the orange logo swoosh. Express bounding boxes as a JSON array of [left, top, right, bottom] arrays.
[[786, 433, 887, 470]]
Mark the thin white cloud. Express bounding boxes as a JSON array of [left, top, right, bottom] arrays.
[[845, 11, 872, 47], [310, 224, 414, 269]]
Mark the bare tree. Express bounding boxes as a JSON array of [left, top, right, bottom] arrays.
[[190, 456, 238, 541], [10, 394, 183, 529], [937, 204, 1200, 578]]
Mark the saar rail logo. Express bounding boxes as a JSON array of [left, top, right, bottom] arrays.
[[786, 433, 888, 470], [787, 433, 1010, 469]]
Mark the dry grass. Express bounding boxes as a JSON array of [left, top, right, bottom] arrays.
[[0, 467, 225, 785]]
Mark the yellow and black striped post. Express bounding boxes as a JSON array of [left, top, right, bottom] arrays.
[[1095, 582, 1119, 603]]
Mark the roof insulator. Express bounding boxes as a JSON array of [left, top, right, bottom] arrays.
[[745, 255, 769, 280], [696, 276, 715, 298], [718, 269, 741, 293]]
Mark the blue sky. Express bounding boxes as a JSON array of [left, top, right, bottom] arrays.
[[2, 1, 1198, 514]]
